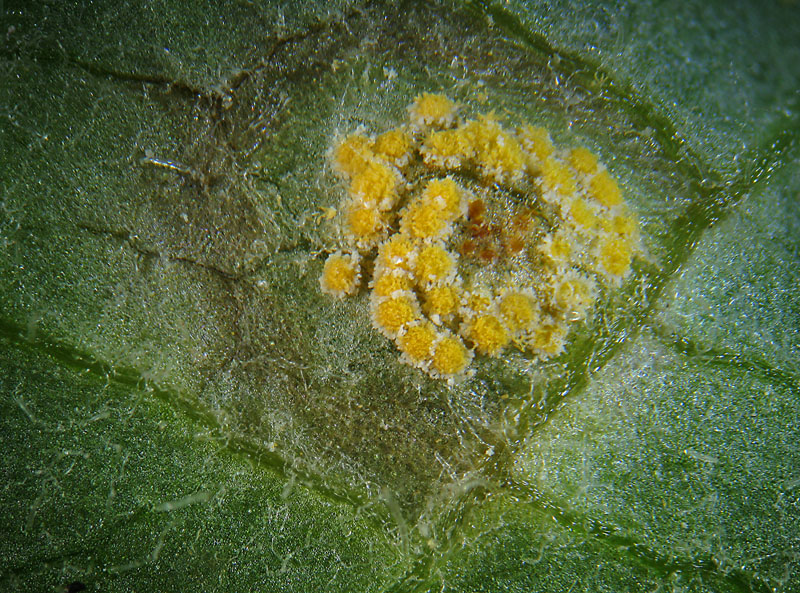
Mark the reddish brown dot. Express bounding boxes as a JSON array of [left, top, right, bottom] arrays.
[[471, 223, 491, 239], [506, 235, 525, 255], [479, 246, 498, 262], [460, 239, 477, 256], [468, 199, 486, 222], [512, 208, 535, 231]]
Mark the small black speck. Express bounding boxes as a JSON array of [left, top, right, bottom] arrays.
[[63, 582, 87, 593]]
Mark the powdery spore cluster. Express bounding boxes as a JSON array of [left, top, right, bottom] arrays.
[[319, 93, 640, 382]]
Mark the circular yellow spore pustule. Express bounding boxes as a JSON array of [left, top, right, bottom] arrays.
[[538, 231, 572, 267], [396, 322, 437, 366], [499, 291, 538, 334], [587, 169, 622, 208], [463, 115, 524, 183], [431, 334, 471, 378], [373, 128, 413, 165], [517, 125, 555, 162], [422, 283, 461, 322], [372, 293, 420, 338], [409, 92, 458, 128], [567, 147, 599, 176], [601, 211, 637, 238], [319, 251, 361, 298], [349, 160, 398, 210], [567, 198, 598, 231], [553, 272, 596, 317], [400, 198, 451, 242], [422, 128, 475, 169], [527, 317, 569, 358], [461, 289, 494, 318], [375, 233, 416, 274], [421, 177, 463, 220], [333, 133, 373, 178], [539, 158, 577, 196], [346, 202, 386, 246], [596, 236, 632, 280], [371, 271, 413, 298], [415, 244, 456, 286], [464, 314, 510, 357]]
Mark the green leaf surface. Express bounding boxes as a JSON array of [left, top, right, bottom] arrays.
[[0, 340, 405, 591], [1, 0, 799, 591]]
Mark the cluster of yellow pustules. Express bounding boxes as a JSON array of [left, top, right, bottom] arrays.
[[319, 93, 639, 382]]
